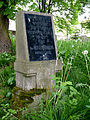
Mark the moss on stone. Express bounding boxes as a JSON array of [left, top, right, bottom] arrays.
[[11, 87, 46, 109]]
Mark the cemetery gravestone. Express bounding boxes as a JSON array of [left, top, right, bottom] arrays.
[[14, 11, 62, 108]]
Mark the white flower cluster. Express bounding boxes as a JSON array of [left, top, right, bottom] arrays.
[[82, 50, 88, 55]]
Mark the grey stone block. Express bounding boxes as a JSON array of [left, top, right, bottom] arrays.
[[15, 11, 62, 92]]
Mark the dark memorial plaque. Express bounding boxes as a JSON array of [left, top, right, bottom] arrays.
[[24, 13, 56, 61]]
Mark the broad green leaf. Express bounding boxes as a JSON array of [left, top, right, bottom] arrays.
[[69, 98, 78, 105], [66, 81, 73, 85], [2, 112, 9, 120], [8, 109, 17, 114], [8, 77, 14, 85], [6, 92, 12, 97], [85, 105, 90, 108]]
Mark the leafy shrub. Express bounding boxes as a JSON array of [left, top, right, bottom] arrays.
[[0, 52, 16, 119], [0, 66, 16, 87], [0, 52, 16, 68]]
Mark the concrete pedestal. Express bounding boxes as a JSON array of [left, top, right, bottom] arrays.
[[14, 60, 62, 91]]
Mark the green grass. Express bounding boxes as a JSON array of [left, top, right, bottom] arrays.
[[21, 39, 90, 120], [57, 39, 90, 85], [0, 39, 90, 120]]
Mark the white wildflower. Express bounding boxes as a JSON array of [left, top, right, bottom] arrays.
[[80, 39, 82, 42], [71, 56, 74, 60], [75, 40, 78, 42], [72, 45, 74, 48], [82, 50, 88, 55]]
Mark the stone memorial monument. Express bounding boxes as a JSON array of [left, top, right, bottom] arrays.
[[14, 11, 62, 108]]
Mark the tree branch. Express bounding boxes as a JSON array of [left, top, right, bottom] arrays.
[[44, 0, 46, 13], [39, 0, 41, 11], [42, 0, 44, 12], [48, 0, 52, 13]]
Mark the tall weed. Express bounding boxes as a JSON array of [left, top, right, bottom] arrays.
[[57, 40, 90, 85]]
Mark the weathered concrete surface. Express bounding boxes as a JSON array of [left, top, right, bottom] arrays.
[[14, 60, 62, 90], [16, 11, 29, 61]]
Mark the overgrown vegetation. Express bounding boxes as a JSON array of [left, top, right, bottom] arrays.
[[57, 39, 90, 85], [0, 37, 90, 119], [25, 39, 90, 120], [0, 35, 16, 119]]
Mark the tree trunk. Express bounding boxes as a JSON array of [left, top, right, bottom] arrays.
[[0, 13, 12, 53]]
